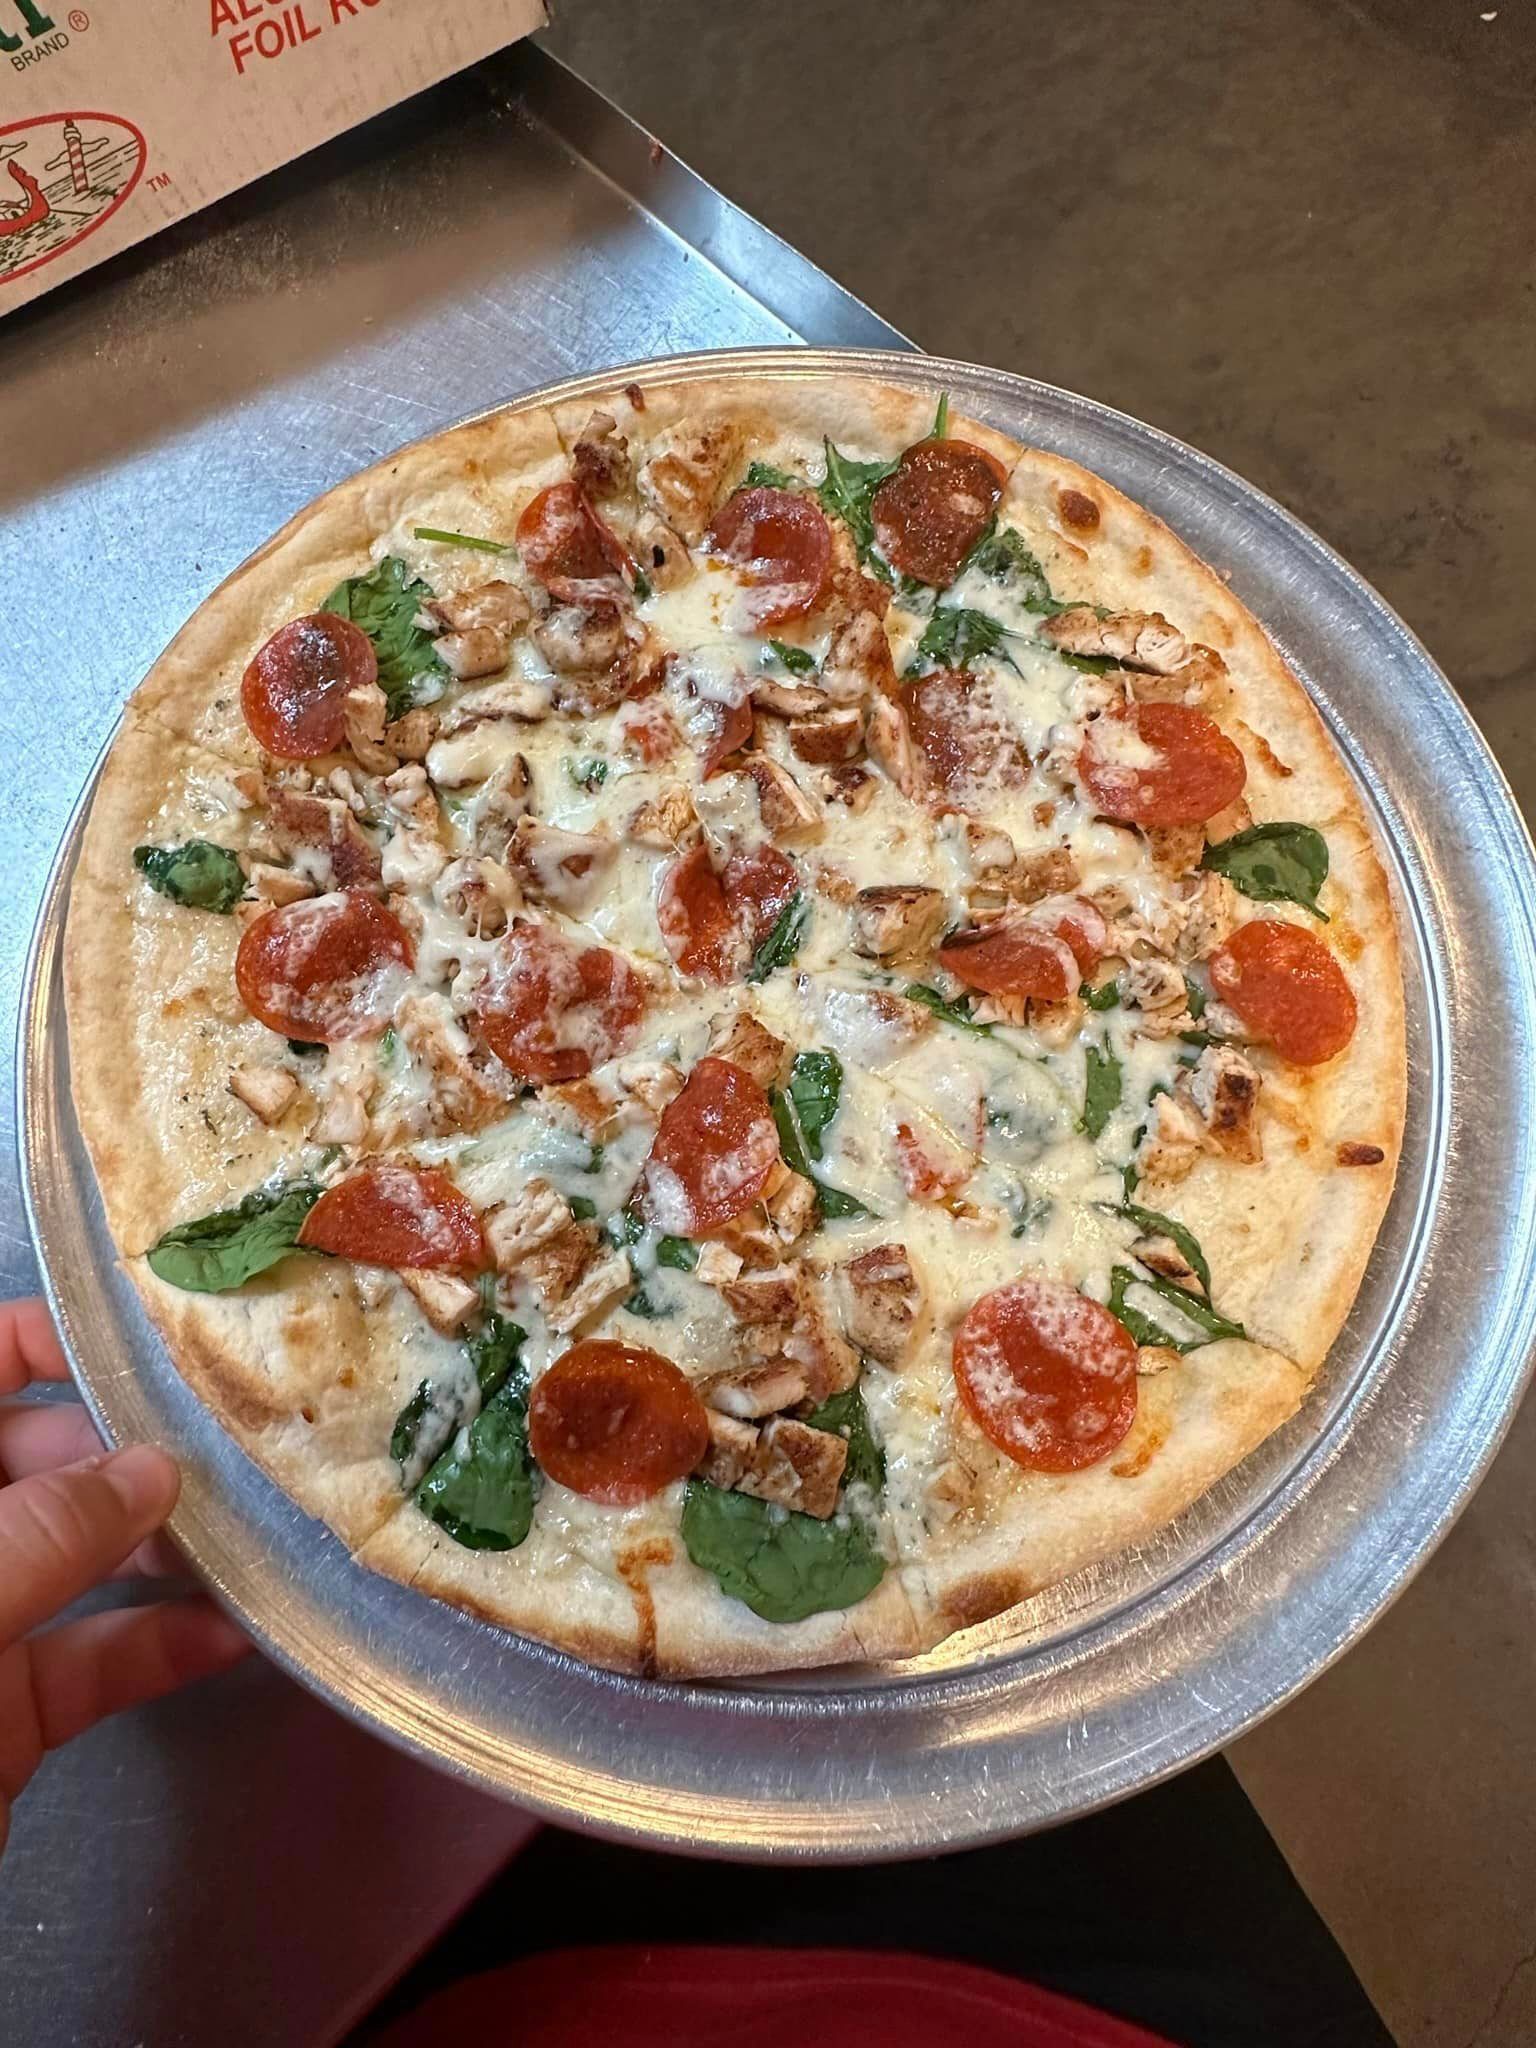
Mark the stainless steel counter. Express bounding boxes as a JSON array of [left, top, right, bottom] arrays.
[[0, 43, 905, 2046]]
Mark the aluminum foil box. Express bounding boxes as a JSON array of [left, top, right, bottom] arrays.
[[0, 0, 545, 313]]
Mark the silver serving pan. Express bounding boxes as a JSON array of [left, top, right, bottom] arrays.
[[21, 346, 1536, 1860]]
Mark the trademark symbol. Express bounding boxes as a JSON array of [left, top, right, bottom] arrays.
[[147, 170, 172, 193], [68, 9, 89, 29]]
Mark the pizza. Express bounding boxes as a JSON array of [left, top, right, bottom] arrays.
[[63, 370, 1404, 1678]]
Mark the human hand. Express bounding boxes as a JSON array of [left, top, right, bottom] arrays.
[[0, 1298, 249, 1859]]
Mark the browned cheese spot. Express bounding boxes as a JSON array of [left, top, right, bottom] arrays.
[[1337, 1141, 1387, 1167], [1133, 545, 1154, 575], [1111, 1409, 1170, 1480], [616, 1537, 675, 1676], [1058, 487, 1101, 534], [940, 1568, 1024, 1633], [1235, 722, 1294, 779]]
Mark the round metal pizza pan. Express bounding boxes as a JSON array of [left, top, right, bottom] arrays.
[[20, 347, 1536, 1859]]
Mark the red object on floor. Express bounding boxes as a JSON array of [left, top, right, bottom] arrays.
[[373, 1943, 1181, 2048]]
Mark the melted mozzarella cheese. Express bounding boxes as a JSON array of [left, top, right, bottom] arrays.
[[228, 420, 1261, 1599]]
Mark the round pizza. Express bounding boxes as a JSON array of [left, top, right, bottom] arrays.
[[63, 370, 1405, 1678]]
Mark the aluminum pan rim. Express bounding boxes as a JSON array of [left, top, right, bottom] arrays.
[[20, 346, 1536, 1858]]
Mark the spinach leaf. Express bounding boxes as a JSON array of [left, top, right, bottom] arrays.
[[1201, 822, 1330, 920], [817, 440, 898, 579], [632, 567, 653, 603], [1056, 650, 1118, 675], [1118, 1201, 1212, 1298], [903, 982, 995, 1038], [930, 392, 950, 440], [1108, 1264, 1246, 1352], [656, 1236, 699, 1271], [133, 840, 246, 914], [323, 555, 447, 719], [743, 460, 803, 491], [565, 755, 609, 793], [681, 1481, 886, 1623], [766, 639, 818, 676], [389, 1383, 438, 1480], [622, 1286, 665, 1319], [1138, 1270, 1246, 1345], [787, 1049, 842, 1163], [770, 1083, 872, 1221], [1184, 975, 1208, 1020], [605, 1205, 646, 1250], [145, 1180, 321, 1294], [411, 526, 512, 554], [1079, 1043, 1123, 1140], [468, 1313, 528, 1402], [567, 1194, 598, 1221], [413, 1364, 538, 1552], [1006, 1187, 1055, 1239], [746, 893, 809, 983], [1107, 1267, 1184, 1349], [287, 1038, 325, 1057], [390, 1315, 526, 1486], [906, 605, 1019, 676], [1081, 977, 1121, 1012], [965, 526, 1057, 612], [802, 1383, 885, 1491]]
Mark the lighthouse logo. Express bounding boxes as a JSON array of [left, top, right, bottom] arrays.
[[0, 110, 146, 289]]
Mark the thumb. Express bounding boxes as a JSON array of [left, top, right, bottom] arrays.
[[0, 1446, 180, 1646]]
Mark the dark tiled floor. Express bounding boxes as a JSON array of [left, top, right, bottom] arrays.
[[544, 6, 1536, 2044]]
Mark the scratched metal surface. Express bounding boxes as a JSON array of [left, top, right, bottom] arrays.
[[0, 45, 905, 2048], [23, 342, 1536, 1871]]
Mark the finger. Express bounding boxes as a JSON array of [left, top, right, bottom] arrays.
[[0, 1399, 101, 1480], [0, 1299, 70, 1396], [0, 1407, 182, 1578], [4, 1596, 249, 1796], [0, 1445, 180, 1644]]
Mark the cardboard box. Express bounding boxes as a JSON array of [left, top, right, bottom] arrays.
[[0, 0, 545, 313]]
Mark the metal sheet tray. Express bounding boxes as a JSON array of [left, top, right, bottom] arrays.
[[22, 345, 1536, 1860]]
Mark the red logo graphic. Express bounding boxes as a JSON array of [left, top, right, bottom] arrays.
[[0, 110, 146, 289], [69, 10, 91, 30]]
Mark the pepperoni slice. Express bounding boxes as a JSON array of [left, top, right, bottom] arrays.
[[907, 669, 1026, 802], [894, 1121, 972, 1202], [473, 923, 645, 1084], [235, 890, 412, 1043], [644, 1056, 780, 1236], [693, 690, 755, 778], [722, 844, 799, 951], [657, 844, 744, 984], [953, 1278, 1138, 1474], [241, 613, 377, 760], [298, 1163, 485, 1270], [1079, 703, 1246, 827], [936, 918, 1079, 1003], [516, 481, 632, 601], [1208, 919, 1358, 1065], [1042, 894, 1109, 978], [871, 438, 1007, 588], [616, 696, 678, 764], [705, 488, 833, 626], [528, 1340, 709, 1507]]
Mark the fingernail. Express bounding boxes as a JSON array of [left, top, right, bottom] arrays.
[[99, 1443, 179, 1519]]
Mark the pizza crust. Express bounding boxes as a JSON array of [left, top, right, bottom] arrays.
[[63, 367, 1405, 1679]]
